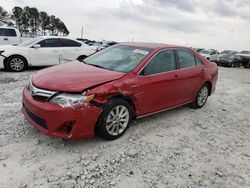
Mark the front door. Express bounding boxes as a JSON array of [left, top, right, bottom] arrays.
[[137, 49, 179, 116], [29, 38, 60, 66]]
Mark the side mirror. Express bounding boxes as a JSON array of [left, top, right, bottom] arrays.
[[32, 44, 41, 49]]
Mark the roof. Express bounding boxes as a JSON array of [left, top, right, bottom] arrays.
[[0, 26, 19, 30], [34, 36, 82, 43], [119, 42, 186, 50]]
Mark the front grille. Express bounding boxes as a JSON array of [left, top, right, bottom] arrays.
[[23, 104, 48, 130], [29, 79, 56, 102], [32, 95, 50, 102]]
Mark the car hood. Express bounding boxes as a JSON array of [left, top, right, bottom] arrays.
[[200, 54, 209, 57], [236, 53, 250, 57], [32, 61, 126, 92], [220, 54, 234, 59]]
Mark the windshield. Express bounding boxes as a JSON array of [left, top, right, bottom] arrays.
[[200, 50, 210, 54], [221, 50, 232, 54], [240, 51, 250, 54], [84, 45, 152, 73], [18, 37, 42, 46]]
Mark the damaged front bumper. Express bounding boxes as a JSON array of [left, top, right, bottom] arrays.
[[21, 88, 102, 139], [0, 55, 5, 69]]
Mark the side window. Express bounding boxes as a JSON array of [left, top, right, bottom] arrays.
[[177, 50, 196, 69], [7, 29, 17, 37], [0, 29, 17, 37], [60, 39, 81, 47], [38, 39, 60, 47], [0, 28, 4, 36], [141, 50, 176, 76], [211, 50, 216, 55], [195, 56, 203, 66]]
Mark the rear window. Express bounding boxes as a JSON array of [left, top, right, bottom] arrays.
[[0, 28, 17, 37], [60, 39, 81, 47], [38, 39, 60, 47], [177, 50, 196, 69]]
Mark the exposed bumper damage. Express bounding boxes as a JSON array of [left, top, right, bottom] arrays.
[[22, 88, 102, 139]]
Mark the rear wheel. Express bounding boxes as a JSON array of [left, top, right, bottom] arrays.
[[191, 84, 209, 109], [95, 98, 132, 140], [7, 56, 27, 72]]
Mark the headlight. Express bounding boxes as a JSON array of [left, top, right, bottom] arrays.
[[50, 93, 95, 108]]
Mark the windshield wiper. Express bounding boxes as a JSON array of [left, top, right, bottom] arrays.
[[86, 63, 107, 69]]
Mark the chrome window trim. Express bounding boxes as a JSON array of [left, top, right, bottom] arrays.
[[137, 48, 178, 77], [137, 48, 203, 78]]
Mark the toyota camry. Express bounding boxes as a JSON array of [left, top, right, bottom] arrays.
[[22, 43, 218, 140]]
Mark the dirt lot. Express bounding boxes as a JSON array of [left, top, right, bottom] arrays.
[[0, 66, 250, 188]]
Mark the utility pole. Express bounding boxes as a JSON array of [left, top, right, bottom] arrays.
[[81, 26, 83, 39]]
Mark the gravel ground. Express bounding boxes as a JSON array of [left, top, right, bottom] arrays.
[[0, 66, 250, 188]]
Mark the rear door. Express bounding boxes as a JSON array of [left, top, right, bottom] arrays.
[[137, 49, 179, 115], [29, 38, 60, 66], [59, 39, 82, 63], [174, 49, 205, 104]]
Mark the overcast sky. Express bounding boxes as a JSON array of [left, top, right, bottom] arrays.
[[2, 0, 250, 51]]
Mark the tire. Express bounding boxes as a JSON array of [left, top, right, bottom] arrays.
[[95, 98, 132, 140], [191, 84, 209, 109], [7, 55, 27, 72], [77, 55, 87, 62]]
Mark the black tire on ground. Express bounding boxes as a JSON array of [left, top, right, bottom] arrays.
[[191, 83, 209, 109], [95, 98, 132, 140], [6, 55, 27, 72], [77, 55, 87, 62]]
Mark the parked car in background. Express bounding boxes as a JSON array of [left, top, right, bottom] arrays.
[[219, 51, 240, 67], [219, 50, 234, 58], [96, 41, 118, 51], [193, 48, 204, 52], [0, 36, 97, 72], [0, 26, 21, 45], [236, 51, 250, 68], [22, 43, 218, 140], [200, 49, 219, 62]]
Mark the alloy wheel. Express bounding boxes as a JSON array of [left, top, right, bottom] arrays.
[[106, 105, 130, 136], [197, 86, 208, 106], [9, 58, 25, 71]]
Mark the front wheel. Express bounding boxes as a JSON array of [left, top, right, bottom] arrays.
[[7, 56, 26, 72], [191, 84, 209, 109], [95, 98, 132, 140]]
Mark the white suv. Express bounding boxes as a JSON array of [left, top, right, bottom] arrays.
[[0, 26, 21, 45], [0, 36, 97, 71], [200, 49, 219, 62]]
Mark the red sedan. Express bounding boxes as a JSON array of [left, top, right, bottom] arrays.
[[22, 43, 218, 140]]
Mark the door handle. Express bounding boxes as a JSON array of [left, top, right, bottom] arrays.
[[4, 38, 8, 41], [53, 50, 58, 52], [174, 74, 178, 78], [201, 69, 206, 74]]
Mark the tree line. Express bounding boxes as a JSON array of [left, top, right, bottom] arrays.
[[0, 6, 69, 36]]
